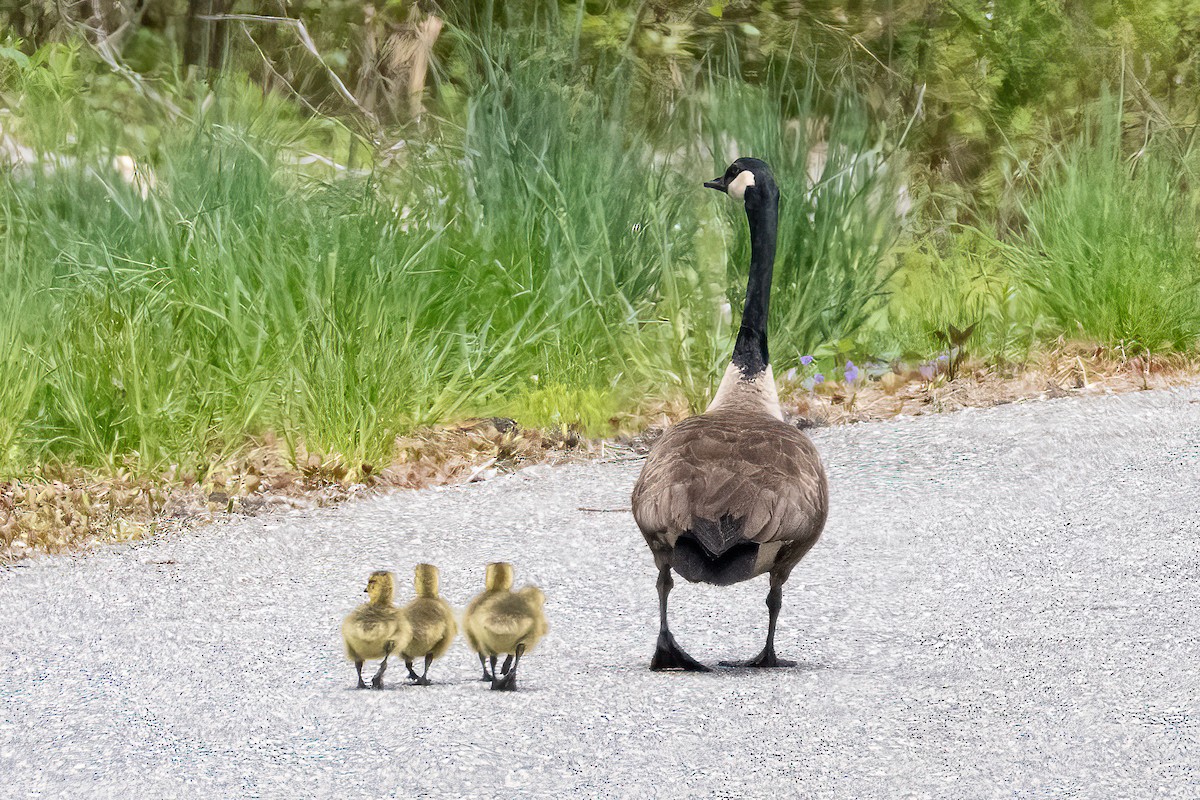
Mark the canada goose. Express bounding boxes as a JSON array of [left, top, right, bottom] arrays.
[[341, 571, 413, 689], [399, 564, 458, 686], [631, 158, 829, 671], [463, 562, 549, 691]]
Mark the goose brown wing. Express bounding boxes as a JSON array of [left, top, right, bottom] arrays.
[[632, 414, 827, 544]]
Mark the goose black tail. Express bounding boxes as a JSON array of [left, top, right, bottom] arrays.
[[672, 514, 758, 586]]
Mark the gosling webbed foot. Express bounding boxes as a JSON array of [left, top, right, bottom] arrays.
[[356, 679, 368, 690], [371, 675, 385, 689], [650, 630, 711, 672], [719, 649, 796, 669], [413, 675, 432, 686], [405, 660, 419, 681], [490, 669, 518, 691]]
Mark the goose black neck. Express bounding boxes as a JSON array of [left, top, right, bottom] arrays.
[[731, 187, 778, 376]]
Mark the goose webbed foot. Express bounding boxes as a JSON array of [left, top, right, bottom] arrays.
[[650, 631, 711, 672], [719, 648, 796, 669]]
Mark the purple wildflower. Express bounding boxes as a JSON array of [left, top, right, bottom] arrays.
[[918, 363, 936, 381], [785, 367, 798, 382], [843, 360, 859, 383], [800, 355, 814, 366], [802, 373, 825, 391]]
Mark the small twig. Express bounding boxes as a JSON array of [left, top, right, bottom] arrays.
[[67, 18, 188, 122], [577, 507, 631, 513], [240, 24, 325, 120], [465, 457, 498, 483], [203, 13, 380, 136]]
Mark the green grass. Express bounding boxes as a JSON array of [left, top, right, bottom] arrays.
[[868, 227, 1042, 366], [0, 34, 900, 479], [1005, 97, 1200, 351], [4, 35, 1198, 487]]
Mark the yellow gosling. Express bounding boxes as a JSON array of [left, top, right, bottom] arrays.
[[399, 564, 458, 686], [463, 563, 548, 691], [341, 571, 412, 689]]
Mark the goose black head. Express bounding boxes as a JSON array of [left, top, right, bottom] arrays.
[[704, 158, 778, 204]]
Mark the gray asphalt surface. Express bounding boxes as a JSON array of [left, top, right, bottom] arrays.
[[2, 386, 1199, 798]]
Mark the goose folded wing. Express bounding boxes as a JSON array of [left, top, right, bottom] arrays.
[[632, 424, 825, 544]]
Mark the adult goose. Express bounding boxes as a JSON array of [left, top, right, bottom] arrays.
[[631, 157, 828, 671]]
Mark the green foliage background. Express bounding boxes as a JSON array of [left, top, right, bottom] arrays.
[[1, 1, 1199, 479]]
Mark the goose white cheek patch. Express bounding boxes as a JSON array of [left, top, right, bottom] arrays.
[[728, 169, 756, 200]]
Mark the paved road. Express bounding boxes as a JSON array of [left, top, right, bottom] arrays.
[[2, 387, 1199, 798]]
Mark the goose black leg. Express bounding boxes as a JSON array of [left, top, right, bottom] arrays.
[[354, 659, 367, 689], [650, 562, 711, 672], [478, 653, 492, 681], [491, 643, 525, 691], [414, 653, 433, 686], [720, 576, 796, 668]]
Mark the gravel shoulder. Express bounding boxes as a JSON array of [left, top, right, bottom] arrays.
[[2, 386, 1199, 798]]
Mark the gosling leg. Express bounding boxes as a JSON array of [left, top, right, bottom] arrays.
[[405, 659, 419, 681], [490, 643, 525, 691], [719, 576, 797, 669], [500, 654, 513, 675], [354, 660, 367, 690], [650, 562, 710, 672], [371, 642, 395, 689], [478, 653, 492, 681], [414, 653, 434, 686]]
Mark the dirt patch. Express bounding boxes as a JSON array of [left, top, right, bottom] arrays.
[[3, 347, 1197, 563], [0, 420, 597, 563], [786, 346, 1198, 426]]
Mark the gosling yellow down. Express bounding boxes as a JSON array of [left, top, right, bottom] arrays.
[[341, 571, 412, 689], [399, 564, 458, 686], [463, 562, 548, 691]]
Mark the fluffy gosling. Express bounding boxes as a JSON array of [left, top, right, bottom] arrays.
[[399, 564, 458, 686], [463, 562, 548, 691], [341, 571, 412, 689]]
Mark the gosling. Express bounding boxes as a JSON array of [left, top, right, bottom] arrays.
[[398, 564, 458, 686], [341, 570, 412, 690], [463, 562, 548, 691]]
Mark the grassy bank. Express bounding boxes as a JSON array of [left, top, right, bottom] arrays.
[[1, 38, 902, 478], [2, 31, 1200, 556]]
